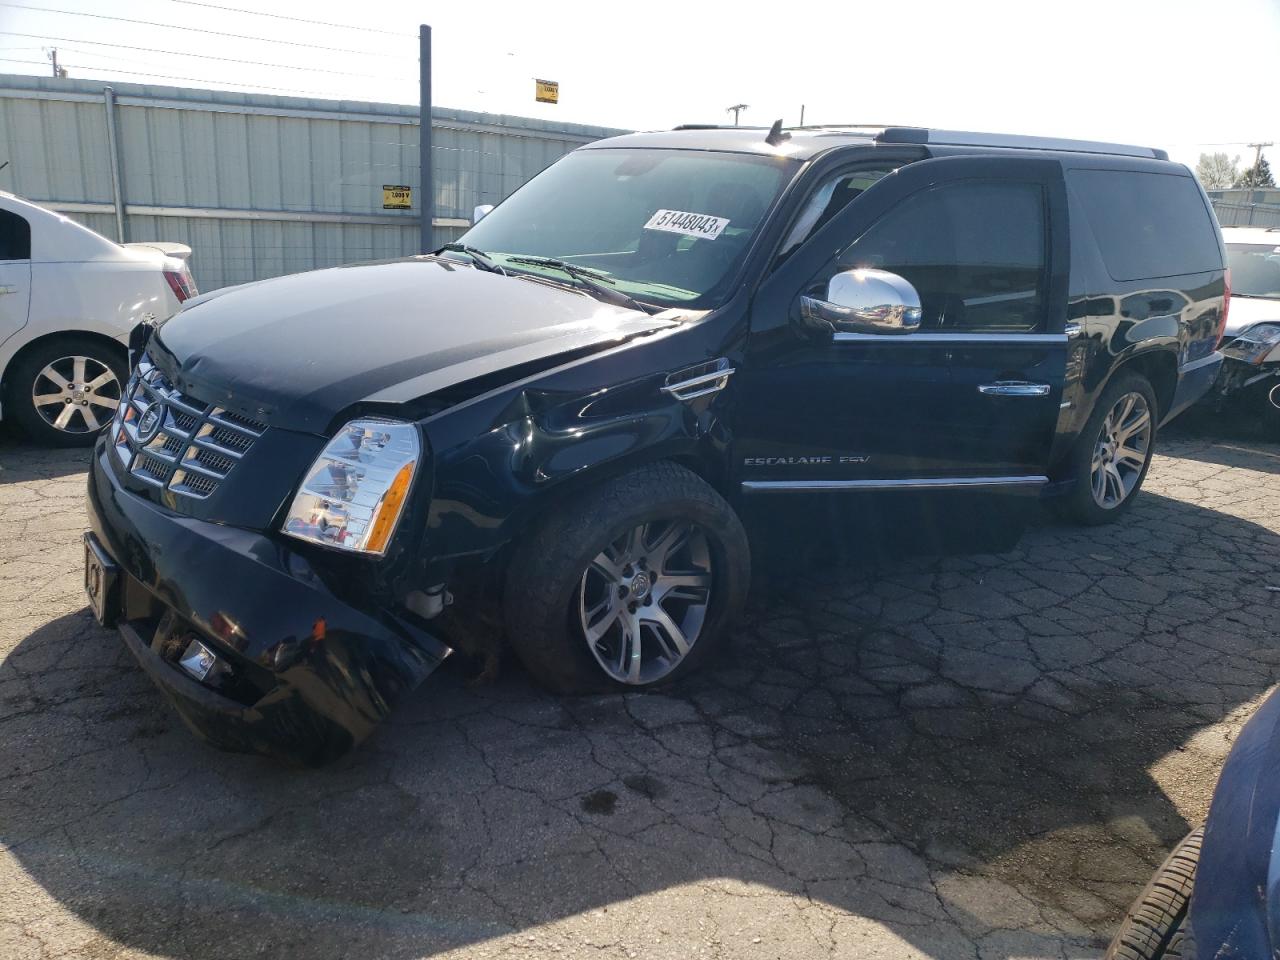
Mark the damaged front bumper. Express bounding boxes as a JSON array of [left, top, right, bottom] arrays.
[[1211, 328, 1280, 398], [1206, 353, 1280, 412], [85, 439, 451, 765]]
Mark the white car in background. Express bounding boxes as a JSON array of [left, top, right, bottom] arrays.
[[1214, 225, 1280, 432], [0, 192, 196, 446]]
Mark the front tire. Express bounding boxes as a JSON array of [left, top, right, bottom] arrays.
[[1105, 828, 1201, 960], [504, 462, 750, 694], [6, 337, 126, 447], [1060, 372, 1159, 525]]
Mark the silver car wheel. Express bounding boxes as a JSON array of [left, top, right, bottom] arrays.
[[31, 355, 121, 434], [578, 519, 713, 685], [1090, 391, 1152, 509]]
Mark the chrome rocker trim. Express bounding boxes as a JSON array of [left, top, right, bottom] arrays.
[[741, 475, 1049, 493]]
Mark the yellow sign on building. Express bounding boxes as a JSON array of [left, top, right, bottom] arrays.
[[382, 185, 412, 209], [535, 79, 559, 104]]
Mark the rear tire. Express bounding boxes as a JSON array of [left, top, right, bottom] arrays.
[[1105, 828, 1202, 960], [6, 336, 127, 448], [503, 462, 750, 694], [1059, 372, 1159, 525]]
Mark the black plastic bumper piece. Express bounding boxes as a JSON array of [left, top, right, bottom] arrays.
[[86, 441, 451, 765]]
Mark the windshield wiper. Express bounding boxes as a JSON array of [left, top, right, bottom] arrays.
[[438, 242, 505, 274], [506, 255, 656, 314]]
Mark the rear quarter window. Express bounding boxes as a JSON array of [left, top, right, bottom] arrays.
[[1067, 169, 1220, 282], [0, 208, 30, 260]]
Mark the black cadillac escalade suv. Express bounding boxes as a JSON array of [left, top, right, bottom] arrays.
[[84, 124, 1227, 763]]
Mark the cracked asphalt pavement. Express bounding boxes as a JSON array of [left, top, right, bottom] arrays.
[[2, 413, 1278, 960]]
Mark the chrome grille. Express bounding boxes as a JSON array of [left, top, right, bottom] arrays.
[[170, 408, 200, 433], [190, 448, 236, 475], [206, 425, 252, 452], [214, 408, 267, 432], [111, 354, 266, 500], [136, 453, 174, 485], [174, 472, 218, 497]]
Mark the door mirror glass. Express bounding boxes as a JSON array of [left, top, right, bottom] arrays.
[[472, 204, 495, 225], [799, 268, 922, 336]]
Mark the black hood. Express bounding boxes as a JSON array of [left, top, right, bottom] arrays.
[[154, 259, 678, 434]]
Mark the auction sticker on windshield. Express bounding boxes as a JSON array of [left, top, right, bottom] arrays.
[[644, 209, 730, 240]]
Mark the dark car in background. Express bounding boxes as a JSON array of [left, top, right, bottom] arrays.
[[1108, 686, 1280, 960], [83, 124, 1227, 763]]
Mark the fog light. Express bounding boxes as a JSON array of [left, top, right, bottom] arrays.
[[178, 638, 217, 681]]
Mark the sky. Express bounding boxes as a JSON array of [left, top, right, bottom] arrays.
[[0, 0, 1276, 171]]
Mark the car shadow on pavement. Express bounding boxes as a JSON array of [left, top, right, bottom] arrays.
[[3, 444, 1279, 959], [1162, 408, 1280, 474], [0, 438, 92, 483]]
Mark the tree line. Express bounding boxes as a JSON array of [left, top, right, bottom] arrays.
[[1196, 152, 1275, 190]]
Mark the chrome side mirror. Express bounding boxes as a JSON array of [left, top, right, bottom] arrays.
[[472, 204, 495, 224], [799, 268, 922, 336]]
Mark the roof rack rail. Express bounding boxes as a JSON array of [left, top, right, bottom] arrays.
[[875, 126, 1169, 161], [671, 123, 765, 131], [666, 123, 1171, 161], [790, 123, 906, 131]]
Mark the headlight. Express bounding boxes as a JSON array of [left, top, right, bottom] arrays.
[[281, 419, 419, 555], [1224, 323, 1280, 365]]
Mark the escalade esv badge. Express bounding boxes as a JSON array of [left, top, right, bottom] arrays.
[[82, 123, 1225, 764]]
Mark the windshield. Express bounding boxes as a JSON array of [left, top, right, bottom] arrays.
[[457, 148, 799, 309], [1227, 243, 1280, 299]]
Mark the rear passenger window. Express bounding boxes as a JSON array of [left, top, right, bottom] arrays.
[[1068, 170, 1220, 281], [0, 209, 30, 260], [838, 180, 1046, 331]]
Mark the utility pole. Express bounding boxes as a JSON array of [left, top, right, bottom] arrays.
[[419, 25, 433, 255], [726, 103, 749, 126], [1247, 141, 1273, 169], [48, 48, 67, 78], [799, 104, 805, 126]]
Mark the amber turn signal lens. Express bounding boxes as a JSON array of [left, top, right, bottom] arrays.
[[363, 461, 415, 555]]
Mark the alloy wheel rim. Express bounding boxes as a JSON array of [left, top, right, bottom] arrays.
[[31, 356, 121, 434], [578, 519, 713, 685], [1090, 391, 1152, 509]]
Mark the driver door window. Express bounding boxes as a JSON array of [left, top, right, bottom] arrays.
[[777, 167, 896, 263], [836, 180, 1047, 332]]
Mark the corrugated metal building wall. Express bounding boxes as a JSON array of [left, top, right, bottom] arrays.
[[1207, 188, 1280, 228], [0, 74, 628, 290]]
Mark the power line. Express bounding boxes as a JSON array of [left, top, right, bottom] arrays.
[[0, 3, 415, 58], [165, 0, 416, 38], [54, 44, 214, 70], [0, 31, 414, 80], [0, 55, 359, 97]]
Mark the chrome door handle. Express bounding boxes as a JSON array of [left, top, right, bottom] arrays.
[[0, 285, 17, 295], [978, 381, 1051, 397]]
